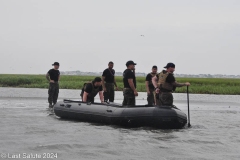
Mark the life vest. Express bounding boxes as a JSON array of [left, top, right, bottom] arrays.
[[80, 82, 100, 100], [157, 70, 174, 91]]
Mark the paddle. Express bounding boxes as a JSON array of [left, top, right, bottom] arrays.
[[187, 86, 191, 127]]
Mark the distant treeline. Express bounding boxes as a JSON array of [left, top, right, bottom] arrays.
[[61, 71, 240, 79], [0, 74, 240, 95]]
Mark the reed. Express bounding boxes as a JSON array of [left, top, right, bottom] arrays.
[[0, 74, 240, 95]]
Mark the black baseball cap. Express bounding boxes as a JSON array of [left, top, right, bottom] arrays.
[[94, 77, 102, 82], [52, 62, 60, 66], [126, 60, 137, 66], [164, 63, 175, 68]]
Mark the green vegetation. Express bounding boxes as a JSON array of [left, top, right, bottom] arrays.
[[0, 74, 240, 95]]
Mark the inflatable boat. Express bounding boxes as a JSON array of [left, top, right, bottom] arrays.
[[54, 99, 187, 129]]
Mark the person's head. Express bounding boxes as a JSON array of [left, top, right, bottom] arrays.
[[108, 61, 114, 69], [93, 77, 102, 87], [126, 60, 137, 70], [52, 62, 60, 70], [164, 63, 175, 73], [152, 65, 158, 74]]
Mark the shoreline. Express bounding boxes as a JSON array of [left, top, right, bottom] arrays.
[[0, 74, 240, 95]]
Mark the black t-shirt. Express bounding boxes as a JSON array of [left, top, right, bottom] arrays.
[[84, 82, 103, 93], [48, 69, 60, 82], [102, 68, 115, 83], [145, 73, 155, 89], [123, 69, 136, 88], [166, 74, 175, 83]]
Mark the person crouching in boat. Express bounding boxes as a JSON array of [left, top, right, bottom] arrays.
[[152, 63, 190, 107], [81, 77, 105, 103]]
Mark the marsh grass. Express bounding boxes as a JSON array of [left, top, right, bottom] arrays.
[[0, 74, 240, 95]]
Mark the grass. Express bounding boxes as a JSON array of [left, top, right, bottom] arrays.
[[0, 74, 240, 95]]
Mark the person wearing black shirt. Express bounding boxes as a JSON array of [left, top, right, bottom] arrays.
[[102, 61, 118, 102], [152, 63, 190, 106], [145, 65, 158, 105], [81, 77, 104, 103], [46, 62, 60, 108], [122, 60, 138, 106]]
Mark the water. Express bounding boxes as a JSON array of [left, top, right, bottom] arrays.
[[0, 88, 240, 160]]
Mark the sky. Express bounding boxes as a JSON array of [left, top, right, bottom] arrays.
[[0, 0, 239, 75]]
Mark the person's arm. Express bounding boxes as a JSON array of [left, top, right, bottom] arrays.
[[46, 72, 54, 83], [83, 84, 92, 102], [145, 74, 150, 94], [82, 92, 88, 102], [152, 76, 158, 89], [173, 81, 190, 87], [128, 79, 138, 96], [58, 70, 60, 81], [145, 81, 150, 94], [102, 76, 106, 91], [167, 74, 190, 87], [46, 73, 50, 82], [152, 76, 160, 93], [114, 77, 118, 90], [99, 91, 104, 103]]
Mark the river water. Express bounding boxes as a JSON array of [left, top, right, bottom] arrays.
[[0, 88, 240, 160]]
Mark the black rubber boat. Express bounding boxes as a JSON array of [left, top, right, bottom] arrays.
[[54, 99, 187, 129]]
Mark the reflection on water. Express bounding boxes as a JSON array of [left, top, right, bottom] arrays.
[[0, 88, 240, 160]]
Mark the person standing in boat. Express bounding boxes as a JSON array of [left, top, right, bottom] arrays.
[[122, 60, 138, 106], [46, 62, 60, 108], [102, 61, 118, 102], [145, 65, 158, 105], [81, 77, 105, 103], [152, 62, 190, 106]]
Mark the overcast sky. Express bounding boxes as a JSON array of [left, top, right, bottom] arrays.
[[0, 0, 239, 75]]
